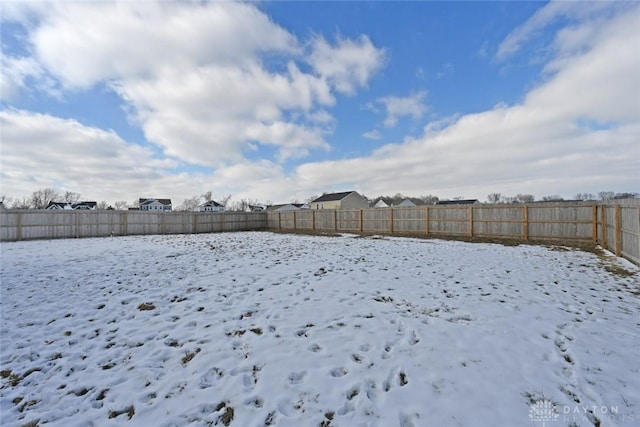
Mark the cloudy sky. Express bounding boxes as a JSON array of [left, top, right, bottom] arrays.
[[1, 1, 638, 206]]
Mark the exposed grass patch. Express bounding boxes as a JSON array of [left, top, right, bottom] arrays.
[[2, 368, 42, 387], [249, 328, 263, 335], [108, 405, 135, 420], [181, 348, 201, 366], [215, 402, 234, 426], [137, 302, 156, 311], [18, 399, 40, 413], [320, 411, 334, 426]]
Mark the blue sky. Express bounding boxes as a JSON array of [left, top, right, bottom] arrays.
[[1, 1, 638, 207]]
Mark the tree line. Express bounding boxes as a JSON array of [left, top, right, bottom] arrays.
[[1, 188, 637, 211]]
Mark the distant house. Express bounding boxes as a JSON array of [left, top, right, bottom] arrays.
[[436, 199, 479, 205], [396, 199, 416, 207], [373, 199, 389, 208], [198, 201, 225, 212], [266, 203, 308, 212], [139, 198, 172, 212], [249, 205, 266, 212], [310, 191, 369, 210], [46, 201, 97, 210]]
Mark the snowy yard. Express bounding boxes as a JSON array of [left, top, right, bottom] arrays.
[[1, 232, 639, 427]]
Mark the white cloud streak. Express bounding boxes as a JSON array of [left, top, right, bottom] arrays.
[[307, 35, 386, 95], [376, 91, 428, 128]]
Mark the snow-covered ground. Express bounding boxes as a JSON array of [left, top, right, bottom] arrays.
[[1, 232, 639, 427]]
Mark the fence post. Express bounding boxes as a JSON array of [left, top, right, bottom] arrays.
[[75, 211, 80, 238], [334, 209, 338, 232], [278, 212, 281, 230], [193, 212, 197, 234], [312, 210, 316, 231], [16, 212, 23, 241], [293, 210, 297, 231], [360, 209, 364, 233], [523, 206, 529, 241], [468, 206, 474, 237], [425, 207, 429, 235], [591, 205, 597, 244], [601, 205, 607, 248], [615, 205, 622, 256]]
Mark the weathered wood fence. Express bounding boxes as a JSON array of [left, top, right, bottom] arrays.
[[2, 203, 638, 266], [267, 203, 640, 266], [0, 210, 267, 241]]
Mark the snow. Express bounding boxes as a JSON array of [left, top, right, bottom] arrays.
[[1, 232, 639, 427]]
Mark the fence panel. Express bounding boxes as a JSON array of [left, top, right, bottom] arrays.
[[621, 206, 640, 264], [472, 206, 524, 238], [363, 208, 391, 233], [428, 207, 469, 235], [0, 210, 267, 241]]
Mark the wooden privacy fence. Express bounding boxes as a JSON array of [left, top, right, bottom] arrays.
[[1, 204, 638, 266], [0, 210, 267, 241], [267, 204, 640, 266]]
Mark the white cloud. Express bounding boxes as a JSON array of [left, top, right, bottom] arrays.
[[308, 35, 385, 95], [3, 2, 385, 166], [0, 53, 60, 101], [25, 1, 297, 88], [362, 130, 381, 140], [376, 91, 428, 128], [496, 0, 618, 61], [0, 109, 183, 202]]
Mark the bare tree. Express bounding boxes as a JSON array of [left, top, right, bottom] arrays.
[[178, 195, 201, 211], [97, 201, 109, 210], [516, 194, 535, 203], [574, 193, 594, 201], [114, 201, 128, 210], [64, 191, 81, 203], [598, 191, 615, 201], [219, 194, 232, 207], [541, 195, 564, 202], [487, 193, 501, 204], [228, 198, 260, 212], [419, 195, 439, 205], [201, 191, 212, 202], [11, 196, 32, 209], [31, 188, 60, 209]]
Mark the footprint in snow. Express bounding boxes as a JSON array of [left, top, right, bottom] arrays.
[[330, 367, 348, 377], [288, 371, 307, 385], [308, 343, 322, 353], [199, 367, 224, 389]]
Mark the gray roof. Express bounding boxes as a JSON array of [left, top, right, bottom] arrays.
[[200, 201, 223, 207], [436, 199, 479, 205], [140, 198, 172, 206], [312, 191, 357, 203]]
